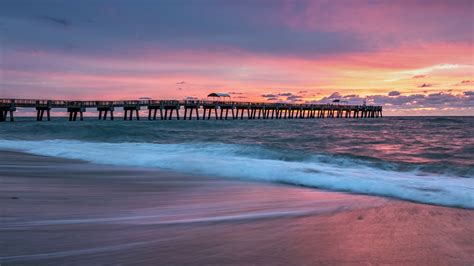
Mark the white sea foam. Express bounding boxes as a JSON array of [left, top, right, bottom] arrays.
[[0, 140, 473, 209]]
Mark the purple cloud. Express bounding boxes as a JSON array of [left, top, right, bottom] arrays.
[[265, 97, 279, 101], [286, 95, 303, 102], [327, 92, 342, 99], [310, 91, 474, 110], [261, 92, 306, 102], [38, 16, 72, 27], [456, 80, 474, 86], [185, 96, 199, 100], [418, 83, 433, 88]]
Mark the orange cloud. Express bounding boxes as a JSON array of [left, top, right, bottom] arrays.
[[2, 41, 472, 112]]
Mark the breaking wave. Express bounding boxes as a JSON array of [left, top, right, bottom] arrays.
[[0, 139, 472, 209]]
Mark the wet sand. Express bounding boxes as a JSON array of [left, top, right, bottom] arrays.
[[0, 151, 473, 265]]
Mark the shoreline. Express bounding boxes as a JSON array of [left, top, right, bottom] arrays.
[[1, 150, 473, 265]]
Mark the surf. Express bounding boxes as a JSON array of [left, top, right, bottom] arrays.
[[0, 139, 472, 209]]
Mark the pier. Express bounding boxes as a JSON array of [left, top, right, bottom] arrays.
[[0, 99, 382, 122]]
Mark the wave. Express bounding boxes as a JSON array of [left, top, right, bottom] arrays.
[[0, 139, 473, 209]]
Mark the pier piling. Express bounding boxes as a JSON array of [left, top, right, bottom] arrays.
[[0, 100, 16, 122], [35, 101, 51, 121], [123, 102, 140, 120], [97, 102, 114, 120], [66, 102, 85, 121]]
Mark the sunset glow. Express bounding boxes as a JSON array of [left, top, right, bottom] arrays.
[[1, 0, 473, 115]]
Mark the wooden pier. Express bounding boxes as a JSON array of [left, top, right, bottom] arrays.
[[0, 99, 382, 122]]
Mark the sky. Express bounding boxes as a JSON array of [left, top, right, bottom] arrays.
[[0, 0, 473, 115]]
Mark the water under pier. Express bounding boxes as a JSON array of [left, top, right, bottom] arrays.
[[0, 99, 382, 122]]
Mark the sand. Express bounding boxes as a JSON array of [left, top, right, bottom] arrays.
[[0, 151, 473, 265]]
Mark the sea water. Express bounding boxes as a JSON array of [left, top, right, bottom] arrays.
[[0, 116, 472, 208]]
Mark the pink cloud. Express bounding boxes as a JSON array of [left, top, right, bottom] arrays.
[[280, 1, 472, 42]]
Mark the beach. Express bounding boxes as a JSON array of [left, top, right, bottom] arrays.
[[2, 0, 473, 264], [1, 150, 473, 265]]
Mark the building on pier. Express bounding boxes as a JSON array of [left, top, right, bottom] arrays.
[[207, 93, 231, 102]]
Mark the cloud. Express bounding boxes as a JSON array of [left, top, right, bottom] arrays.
[[327, 92, 342, 99], [456, 80, 474, 86], [261, 92, 305, 102], [388, 91, 401, 96], [281, 0, 473, 45], [286, 95, 303, 102], [265, 97, 279, 101], [343, 94, 358, 98], [262, 92, 296, 97], [0, 0, 472, 116], [310, 91, 473, 110], [185, 96, 199, 100], [418, 83, 433, 88], [0, 1, 372, 59], [229, 92, 244, 95], [38, 16, 72, 27], [412, 75, 426, 79], [262, 93, 277, 98]]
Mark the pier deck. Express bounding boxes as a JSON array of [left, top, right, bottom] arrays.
[[0, 99, 382, 121]]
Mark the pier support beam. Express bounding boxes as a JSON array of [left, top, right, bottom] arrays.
[[202, 107, 215, 120], [67, 106, 86, 121], [35, 101, 52, 121], [124, 103, 140, 121], [148, 102, 180, 121], [183, 105, 199, 120], [65, 101, 86, 121], [147, 104, 162, 120], [0, 100, 16, 122], [0, 103, 16, 122], [97, 105, 114, 120], [0, 109, 15, 122], [35, 108, 51, 121]]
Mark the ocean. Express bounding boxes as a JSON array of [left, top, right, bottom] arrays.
[[0, 116, 473, 208]]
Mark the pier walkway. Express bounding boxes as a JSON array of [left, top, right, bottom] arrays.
[[0, 99, 382, 122]]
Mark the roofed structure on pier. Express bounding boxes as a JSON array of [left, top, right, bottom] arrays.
[[207, 93, 231, 100]]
